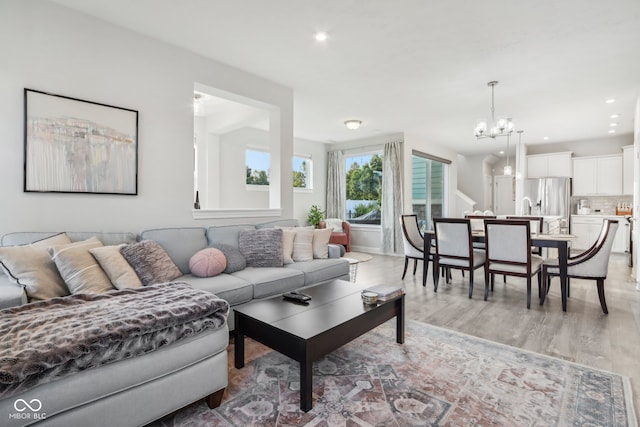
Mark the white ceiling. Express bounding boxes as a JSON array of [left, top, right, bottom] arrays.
[[52, 0, 640, 155]]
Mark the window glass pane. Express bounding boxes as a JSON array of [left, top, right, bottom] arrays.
[[345, 153, 383, 225], [293, 156, 312, 189], [246, 149, 270, 185], [412, 153, 447, 230]]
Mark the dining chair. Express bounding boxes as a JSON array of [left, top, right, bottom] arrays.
[[541, 219, 618, 314], [506, 216, 544, 255], [400, 215, 434, 286], [484, 219, 544, 309], [432, 218, 486, 298], [465, 214, 497, 251]]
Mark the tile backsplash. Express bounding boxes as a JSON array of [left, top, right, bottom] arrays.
[[571, 195, 632, 215]]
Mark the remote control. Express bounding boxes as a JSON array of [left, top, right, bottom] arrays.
[[283, 291, 312, 303]]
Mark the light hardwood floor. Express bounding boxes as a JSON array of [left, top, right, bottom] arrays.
[[355, 252, 640, 413]]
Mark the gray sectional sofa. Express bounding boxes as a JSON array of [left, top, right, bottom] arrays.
[[0, 219, 349, 426]]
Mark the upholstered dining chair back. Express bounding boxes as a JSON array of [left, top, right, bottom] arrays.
[[485, 221, 531, 264], [568, 219, 619, 278], [434, 219, 472, 258], [465, 214, 497, 232], [400, 215, 424, 258], [506, 216, 543, 255]]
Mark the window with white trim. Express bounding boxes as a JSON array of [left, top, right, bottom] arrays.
[[293, 155, 312, 189], [245, 149, 270, 186]]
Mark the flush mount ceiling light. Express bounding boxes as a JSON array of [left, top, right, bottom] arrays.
[[474, 81, 514, 140], [344, 120, 362, 130], [605, 98, 616, 104]]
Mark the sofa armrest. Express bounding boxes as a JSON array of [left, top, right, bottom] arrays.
[[0, 275, 27, 309], [328, 244, 345, 258]]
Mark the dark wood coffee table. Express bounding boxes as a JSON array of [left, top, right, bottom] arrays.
[[233, 279, 404, 412]]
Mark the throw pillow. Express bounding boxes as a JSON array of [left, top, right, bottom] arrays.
[[292, 228, 314, 262], [89, 244, 143, 289], [313, 228, 333, 259], [120, 240, 182, 286], [281, 229, 296, 264], [189, 248, 227, 278], [210, 243, 246, 273], [238, 228, 283, 267], [0, 233, 72, 301], [49, 236, 115, 295], [324, 218, 344, 232]]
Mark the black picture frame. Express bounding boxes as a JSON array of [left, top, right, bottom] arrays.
[[24, 88, 138, 195]]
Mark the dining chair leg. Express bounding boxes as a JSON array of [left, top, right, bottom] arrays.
[[433, 260, 440, 292], [490, 273, 495, 291], [422, 258, 429, 287], [503, 274, 506, 283], [597, 278, 608, 314], [402, 257, 409, 280], [567, 278, 571, 298], [412, 259, 418, 276], [445, 268, 451, 284], [468, 270, 473, 299], [484, 267, 490, 301], [526, 277, 532, 309]]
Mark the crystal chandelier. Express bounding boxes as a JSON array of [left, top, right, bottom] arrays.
[[474, 81, 514, 139]]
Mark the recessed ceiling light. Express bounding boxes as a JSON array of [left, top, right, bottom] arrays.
[[543, 136, 549, 141], [610, 114, 619, 119], [499, 150, 504, 154], [609, 123, 618, 127], [605, 98, 616, 104], [314, 32, 328, 42], [609, 129, 616, 134]]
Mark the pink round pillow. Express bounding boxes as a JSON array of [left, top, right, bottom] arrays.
[[189, 248, 227, 278]]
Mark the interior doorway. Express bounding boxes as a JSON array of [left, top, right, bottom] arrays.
[[493, 175, 515, 215]]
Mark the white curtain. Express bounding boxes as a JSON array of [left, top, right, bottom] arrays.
[[326, 150, 345, 219], [382, 141, 404, 254]]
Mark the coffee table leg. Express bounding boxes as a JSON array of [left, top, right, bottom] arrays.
[[300, 355, 313, 412], [396, 295, 405, 344], [234, 315, 245, 369]]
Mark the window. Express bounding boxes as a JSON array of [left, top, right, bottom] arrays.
[[293, 155, 312, 189], [412, 151, 449, 230], [345, 152, 383, 225], [246, 149, 270, 186]]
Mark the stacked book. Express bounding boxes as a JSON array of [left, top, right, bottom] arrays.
[[361, 284, 404, 302]]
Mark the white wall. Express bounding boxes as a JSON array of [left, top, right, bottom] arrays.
[[0, 1, 294, 236], [525, 134, 632, 157]]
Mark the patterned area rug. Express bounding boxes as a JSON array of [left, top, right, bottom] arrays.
[[150, 320, 636, 426]]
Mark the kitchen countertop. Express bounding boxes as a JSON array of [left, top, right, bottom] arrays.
[[572, 213, 629, 218]]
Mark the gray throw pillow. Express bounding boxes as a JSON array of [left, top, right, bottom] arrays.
[[210, 243, 246, 273], [120, 240, 182, 286], [238, 228, 283, 268]]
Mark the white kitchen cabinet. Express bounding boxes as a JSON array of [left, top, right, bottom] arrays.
[[572, 155, 622, 196], [526, 152, 572, 178], [570, 215, 626, 253], [623, 145, 634, 195]]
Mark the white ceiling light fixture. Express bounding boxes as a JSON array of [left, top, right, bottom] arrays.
[[515, 130, 524, 178], [610, 114, 620, 119], [344, 119, 362, 130], [605, 98, 616, 104], [474, 81, 514, 140], [609, 129, 616, 134]]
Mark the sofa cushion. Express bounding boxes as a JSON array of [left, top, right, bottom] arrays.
[[285, 258, 350, 285], [207, 224, 256, 249], [90, 244, 143, 289], [120, 240, 182, 286], [139, 228, 208, 274], [210, 243, 246, 273], [178, 274, 254, 306], [232, 267, 304, 299], [49, 237, 115, 295], [189, 248, 227, 278], [313, 228, 333, 259], [0, 233, 72, 301], [239, 228, 283, 268]]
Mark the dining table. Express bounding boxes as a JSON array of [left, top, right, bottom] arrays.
[[423, 229, 575, 311]]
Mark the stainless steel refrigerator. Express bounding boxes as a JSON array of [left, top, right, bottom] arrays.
[[522, 178, 572, 220]]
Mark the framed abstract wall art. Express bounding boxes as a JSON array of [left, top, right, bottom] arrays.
[[24, 88, 138, 195]]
